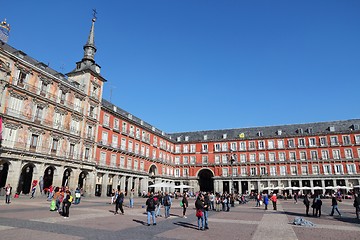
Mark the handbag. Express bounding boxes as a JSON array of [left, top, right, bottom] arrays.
[[196, 209, 203, 218]]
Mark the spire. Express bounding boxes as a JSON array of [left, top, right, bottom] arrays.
[[82, 12, 97, 63]]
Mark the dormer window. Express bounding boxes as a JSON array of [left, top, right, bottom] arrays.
[[329, 126, 335, 132], [204, 135, 208, 140], [257, 131, 263, 137], [277, 130, 282, 136], [185, 136, 189, 141], [223, 134, 227, 139], [307, 127, 313, 134], [177, 137, 181, 142], [297, 128, 304, 134]]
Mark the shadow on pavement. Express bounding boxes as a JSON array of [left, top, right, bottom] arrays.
[[173, 221, 198, 230], [133, 219, 147, 225]]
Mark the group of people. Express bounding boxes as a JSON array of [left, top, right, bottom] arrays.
[[48, 186, 82, 218]]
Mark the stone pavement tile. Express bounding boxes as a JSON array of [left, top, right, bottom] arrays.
[[293, 226, 360, 240], [0, 228, 84, 240]]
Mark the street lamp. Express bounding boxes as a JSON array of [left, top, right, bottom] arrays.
[[227, 152, 237, 195]]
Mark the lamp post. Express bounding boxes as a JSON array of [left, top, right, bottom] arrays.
[[227, 152, 237, 195]]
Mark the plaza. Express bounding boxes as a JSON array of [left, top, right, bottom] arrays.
[[0, 196, 359, 240]]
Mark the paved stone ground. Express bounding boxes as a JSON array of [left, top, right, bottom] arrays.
[[0, 195, 359, 240]]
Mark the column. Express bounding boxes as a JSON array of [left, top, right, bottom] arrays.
[[8, 161, 22, 192], [101, 173, 109, 197], [310, 179, 314, 194], [127, 176, 133, 193], [120, 176, 126, 191], [134, 177, 140, 195], [238, 181, 242, 194], [85, 170, 96, 197], [321, 179, 326, 194], [113, 175, 119, 190]]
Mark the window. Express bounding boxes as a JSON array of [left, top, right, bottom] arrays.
[[183, 145, 189, 153], [222, 154, 227, 164], [355, 135, 360, 144], [323, 165, 332, 175], [122, 122, 127, 134], [202, 144, 208, 153], [30, 134, 39, 149], [175, 145, 181, 153], [320, 137, 327, 146], [332, 149, 340, 160], [60, 90, 66, 103], [128, 140, 133, 152], [240, 154, 246, 163], [120, 156, 125, 168], [174, 169, 180, 177], [309, 138, 316, 147], [175, 157, 180, 165], [250, 154, 256, 162], [310, 151, 318, 160], [103, 114, 110, 127], [69, 143, 75, 158], [258, 141, 265, 150], [298, 138, 305, 147], [114, 118, 119, 130], [312, 165, 319, 175], [222, 168, 228, 177], [222, 143, 228, 152], [241, 167, 247, 176], [268, 140, 274, 149], [343, 135, 351, 145], [190, 144, 196, 153], [330, 136, 338, 146], [51, 139, 58, 153], [183, 168, 189, 177], [347, 164, 356, 174], [277, 139, 284, 149], [288, 139, 295, 148], [270, 166, 276, 176], [84, 148, 90, 160], [111, 154, 116, 167], [214, 143, 221, 152], [279, 152, 285, 161], [289, 152, 296, 161], [260, 166, 267, 175], [134, 160, 138, 170], [301, 166, 308, 175], [280, 166, 287, 176], [230, 142, 237, 151], [101, 131, 108, 145], [334, 164, 343, 175], [112, 135, 118, 148], [202, 156, 208, 164], [249, 141, 255, 150], [214, 155, 220, 164], [290, 166, 297, 175], [100, 152, 106, 165], [321, 150, 329, 160], [140, 161, 144, 171], [259, 153, 266, 162], [232, 167, 238, 176], [183, 156, 189, 164], [190, 156, 196, 164], [17, 71, 27, 86], [35, 106, 43, 123], [269, 153, 275, 162], [239, 142, 246, 151], [250, 167, 257, 176], [127, 158, 132, 169], [345, 149, 353, 159], [300, 151, 306, 161]]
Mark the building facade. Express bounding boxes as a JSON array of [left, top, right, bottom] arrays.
[[0, 18, 359, 196]]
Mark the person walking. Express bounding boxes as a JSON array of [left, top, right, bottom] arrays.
[[62, 190, 72, 218], [203, 193, 210, 229], [195, 194, 205, 231], [330, 194, 341, 217], [114, 191, 125, 215], [30, 184, 36, 199], [294, 192, 298, 204], [4, 184, 12, 204], [209, 192, 215, 210], [182, 193, 189, 218], [353, 193, 360, 219], [313, 195, 322, 217], [263, 193, 269, 210], [163, 192, 172, 218], [129, 189, 135, 208], [155, 192, 163, 217], [270, 193, 277, 210], [74, 187, 81, 205], [146, 194, 157, 226], [303, 193, 310, 216]]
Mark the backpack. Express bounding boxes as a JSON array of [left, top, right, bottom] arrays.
[[148, 198, 156, 209], [69, 195, 73, 203], [164, 196, 170, 206]]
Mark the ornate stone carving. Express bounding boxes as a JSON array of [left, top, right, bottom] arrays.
[[33, 98, 49, 108], [59, 84, 70, 94], [71, 113, 83, 122], [9, 90, 28, 100], [54, 107, 68, 116], [68, 137, 80, 144], [28, 126, 45, 135], [3, 121, 22, 130]]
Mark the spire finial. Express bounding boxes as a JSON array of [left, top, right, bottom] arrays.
[[82, 11, 97, 62]]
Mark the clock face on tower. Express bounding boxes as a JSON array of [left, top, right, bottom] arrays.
[[95, 66, 100, 74]]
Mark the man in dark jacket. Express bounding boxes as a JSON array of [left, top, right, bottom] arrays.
[[354, 193, 360, 219], [195, 194, 205, 230], [204, 193, 210, 229], [303, 193, 310, 216], [146, 194, 157, 226], [114, 191, 125, 215], [330, 194, 341, 217]]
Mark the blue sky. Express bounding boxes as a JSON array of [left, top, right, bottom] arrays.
[[2, 0, 360, 133]]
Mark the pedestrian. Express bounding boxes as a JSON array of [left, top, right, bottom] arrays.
[[74, 187, 81, 205], [353, 193, 360, 219], [62, 190, 73, 218], [294, 192, 298, 204], [182, 193, 189, 218], [215, 194, 221, 211], [163, 192, 172, 218], [146, 194, 157, 226], [30, 184, 36, 199], [39, 176, 44, 195], [195, 193, 205, 231], [270, 193, 277, 210], [4, 184, 12, 204], [313, 195, 322, 217], [330, 194, 341, 217], [256, 193, 261, 207], [155, 192, 163, 217], [110, 189, 116, 204], [114, 191, 125, 215], [129, 189, 135, 208], [203, 193, 210, 229], [303, 193, 310, 216], [263, 193, 269, 210], [209, 192, 215, 210]]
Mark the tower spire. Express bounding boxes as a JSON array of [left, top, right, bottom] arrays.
[[82, 10, 97, 63]]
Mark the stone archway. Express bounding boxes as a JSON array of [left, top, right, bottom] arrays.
[[0, 162, 9, 188], [17, 164, 34, 194], [43, 166, 54, 190], [198, 168, 214, 192], [62, 168, 72, 187]]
